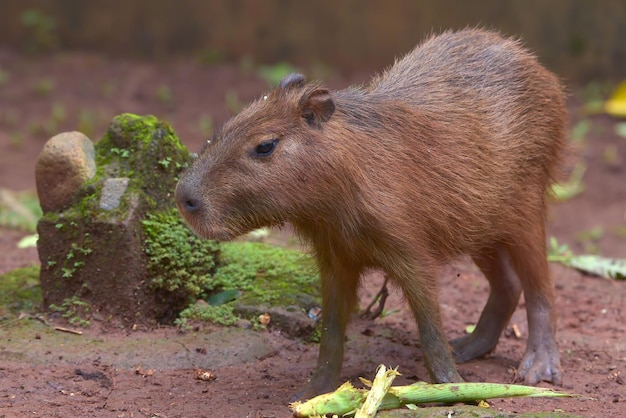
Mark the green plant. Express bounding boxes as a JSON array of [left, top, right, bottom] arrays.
[[33, 78, 55, 96], [59, 242, 93, 278], [0, 190, 42, 232], [257, 62, 300, 86], [156, 85, 174, 108], [0, 265, 41, 314], [603, 145, 621, 167], [49, 295, 91, 327], [615, 122, 626, 138], [225, 90, 243, 114], [579, 80, 614, 115], [198, 115, 214, 137], [570, 119, 591, 143], [39, 102, 66, 135], [575, 227, 604, 254], [110, 147, 130, 158], [101, 81, 118, 98], [9, 132, 24, 147], [77, 109, 95, 137], [21, 9, 58, 52], [158, 157, 172, 169], [239, 54, 255, 75]]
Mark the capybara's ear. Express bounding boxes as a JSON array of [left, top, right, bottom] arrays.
[[298, 88, 335, 127], [279, 73, 305, 89]]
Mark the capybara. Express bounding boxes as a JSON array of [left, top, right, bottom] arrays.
[[176, 28, 566, 399]]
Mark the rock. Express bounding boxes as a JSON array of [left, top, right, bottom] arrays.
[[35, 131, 96, 213], [99, 178, 130, 210]]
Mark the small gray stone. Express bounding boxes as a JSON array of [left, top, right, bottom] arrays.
[[236, 319, 253, 329], [35, 131, 96, 213], [99, 177, 130, 210]]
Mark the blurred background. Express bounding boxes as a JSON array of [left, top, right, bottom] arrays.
[[1, 0, 625, 190]]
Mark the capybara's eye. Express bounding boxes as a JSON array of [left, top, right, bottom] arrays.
[[254, 138, 279, 157]]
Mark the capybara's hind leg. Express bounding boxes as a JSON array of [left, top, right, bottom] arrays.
[[392, 263, 463, 384], [507, 223, 562, 385], [451, 246, 522, 361]]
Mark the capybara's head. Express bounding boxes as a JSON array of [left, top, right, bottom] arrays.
[[175, 74, 338, 240]]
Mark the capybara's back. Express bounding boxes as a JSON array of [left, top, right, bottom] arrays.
[[360, 29, 567, 260], [176, 28, 567, 399]]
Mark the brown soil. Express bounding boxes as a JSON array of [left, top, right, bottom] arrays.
[[0, 49, 625, 417]]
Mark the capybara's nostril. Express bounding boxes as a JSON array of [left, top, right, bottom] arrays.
[[175, 183, 201, 214], [182, 197, 200, 213]]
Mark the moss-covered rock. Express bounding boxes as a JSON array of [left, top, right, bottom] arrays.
[[37, 114, 195, 326]]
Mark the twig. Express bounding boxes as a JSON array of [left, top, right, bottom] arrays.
[[361, 274, 389, 319], [54, 326, 83, 335]]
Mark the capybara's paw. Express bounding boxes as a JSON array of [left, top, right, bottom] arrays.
[[290, 378, 339, 402], [450, 333, 498, 363], [517, 348, 562, 386]]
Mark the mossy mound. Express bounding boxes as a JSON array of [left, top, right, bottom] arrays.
[[178, 242, 321, 338], [37, 114, 199, 326]]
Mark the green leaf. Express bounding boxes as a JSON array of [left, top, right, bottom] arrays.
[[558, 255, 626, 280], [571, 119, 591, 142], [615, 122, 626, 138], [17, 234, 38, 249], [551, 162, 586, 201], [206, 289, 241, 306]]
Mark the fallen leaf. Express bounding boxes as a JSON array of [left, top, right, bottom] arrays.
[[194, 368, 216, 381]]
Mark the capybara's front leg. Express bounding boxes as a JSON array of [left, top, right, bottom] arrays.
[[293, 251, 362, 401]]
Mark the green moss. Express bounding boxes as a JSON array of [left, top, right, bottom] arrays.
[[172, 240, 320, 327], [213, 242, 320, 307], [142, 208, 219, 299], [176, 303, 240, 327], [0, 265, 42, 314], [143, 212, 320, 310], [70, 113, 192, 222]]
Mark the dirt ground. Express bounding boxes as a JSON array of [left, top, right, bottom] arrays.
[[0, 48, 625, 417]]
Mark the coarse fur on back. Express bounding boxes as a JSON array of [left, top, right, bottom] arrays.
[[176, 28, 567, 398]]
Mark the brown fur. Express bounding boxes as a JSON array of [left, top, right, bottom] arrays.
[[176, 28, 567, 399]]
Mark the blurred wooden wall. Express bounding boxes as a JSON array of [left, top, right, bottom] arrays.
[[1, 0, 625, 82]]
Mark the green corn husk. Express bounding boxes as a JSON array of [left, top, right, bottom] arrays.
[[291, 365, 574, 417], [355, 365, 400, 418], [291, 382, 367, 417]]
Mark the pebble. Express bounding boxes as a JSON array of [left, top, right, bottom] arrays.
[[35, 131, 96, 213]]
